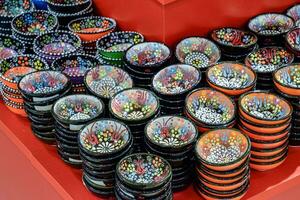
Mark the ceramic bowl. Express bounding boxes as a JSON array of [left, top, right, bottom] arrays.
[[239, 91, 293, 125], [286, 4, 300, 26], [250, 152, 287, 171], [116, 153, 172, 190], [84, 65, 133, 101], [0, 34, 25, 60], [68, 16, 116, 42], [1, 88, 23, 103], [273, 64, 300, 96], [175, 37, 221, 70], [195, 128, 251, 171], [109, 88, 159, 123], [250, 134, 289, 149], [251, 140, 288, 157], [206, 62, 256, 96], [2, 94, 26, 116], [250, 147, 287, 163], [0, 0, 34, 22], [47, 0, 91, 14], [286, 28, 300, 57], [185, 88, 236, 126]]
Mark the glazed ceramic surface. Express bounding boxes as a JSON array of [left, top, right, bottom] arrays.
[[287, 4, 300, 22], [0, 34, 25, 60], [274, 64, 300, 89], [286, 28, 300, 51], [0, 0, 33, 18]]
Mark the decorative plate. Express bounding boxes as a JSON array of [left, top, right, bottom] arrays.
[[274, 64, 300, 88], [152, 64, 201, 95], [0, 34, 25, 60], [0, 0, 34, 18], [245, 47, 294, 73], [84, 65, 133, 99], [175, 37, 220, 69], [110, 88, 159, 121], [286, 28, 300, 51], [185, 88, 236, 125], [287, 4, 300, 23]]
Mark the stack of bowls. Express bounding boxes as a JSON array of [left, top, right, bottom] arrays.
[[0, 55, 49, 117], [0, 34, 25, 60], [11, 10, 59, 53], [211, 27, 258, 61], [152, 64, 202, 115], [52, 94, 105, 167], [33, 30, 82, 65], [79, 119, 133, 197], [273, 64, 300, 146], [124, 42, 171, 89], [238, 91, 292, 171], [285, 28, 300, 61], [46, 0, 93, 29], [68, 16, 117, 56], [52, 54, 100, 93], [194, 129, 251, 200], [206, 62, 257, 102], [286, 4, 300, 28], [109, 88, 160, 152], [248, 13, 294, 46], [184, 88, 236, 133], [18, 71, 71, 143], [145, 116, 198, 191], [115, 153, 173, 200], [245, 46, 294, 90], [96, 31, 144, 66]]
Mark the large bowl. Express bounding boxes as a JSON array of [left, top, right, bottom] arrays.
[[0, 34, 25, 60], [0, 0, 34, 23], [286, 4, 300, 27], [46, 0, 91, 14], [285, 28, 300, 57]]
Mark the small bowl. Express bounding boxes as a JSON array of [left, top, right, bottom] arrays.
[[84, 65, 133, 101], [250, 134, 289, 149], [239, 91, 293, 125], [206, 62, 256, 96], [251, 140, 288, 157], [250, 151, 287, 171], [195, 128, 251, 171], [2, 94, 27, 116], [116, 153, 172, 190], [286, 4, 300, 25], [68, 16, 116, 42], [285, 28, 300, 57], [47, 0, 91, 14], [109, 88, 160, 124], [250, 147, 287, 163], [175, 37, 221, 70], [0, 34, 25, 60], [0, 0, 34, 22]]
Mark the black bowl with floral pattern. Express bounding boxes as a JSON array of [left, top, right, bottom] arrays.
[[285, 28, 300, 58], [286, 4, 300, 28], [47, 0, 91, 14], [0, 0, 34, 24], [0, 34, 25, 60]]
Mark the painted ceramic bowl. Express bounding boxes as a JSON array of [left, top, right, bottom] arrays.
[[251, 140, 288, 157], [84, 65, 133, 101], [68, 16, 116, 42], [109, 88, 160, 123], [2, 95, 26, 116], [175, 37, 220, 70], [0, 34, 25, 60], [245, 47, 294, 74], [47, 0, 91, 14], [206, 62, 256, 96], [116, 153, 172, 190], [239, 91, 293, 125], [97, 31, 144, 60], [250, 133, 289, 149], [0, 0, 34, 22], [286, 4, 300, 26], [250, 152, 287, 171], [185, 88, 236, 126], [52, 94, 104, 126], [273, 64, 300, 96], [195, 128, 251, 171], [285, 28, 300, 57]]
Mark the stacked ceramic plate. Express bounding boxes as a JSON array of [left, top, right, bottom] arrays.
[[11, 10, 59, 53], [245, 47, 294, 90], [52, 94, 105, 167], [238, 91, 292, 171], [96, 31, 144, 66], [18, 70, 71, 143], [206, 62, 256, 102], [194, 129, 251, 200], [115, 153, 173, 200], [273, 64, 300, 146], [145, 116, 198, 191], [0, 55, 49, 117], [184, 88, 236, 134], [211, 28, 258, 61], [109, 88, 160, 152], [152, 64, 202, 115], [124, 42, 171, 89], [79, 119, 133, 196]]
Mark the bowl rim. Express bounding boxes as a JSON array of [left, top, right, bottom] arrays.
[[286, 4, 300, 21], [206, 61, 257, 90], [285, 27, 300, 53], [195, 128, 251, 167], [238, 90, 294, 122], [251, 146, 288, 160], [0, 33, 26, 57], [250, 132, 289, 144], [250, 151, 288, 165], [237, 121, 291, 136], [144, 115, 199, 149], [273, 63, 300, 90], [46, 0, 90, 7], [0, 0, 34, 18], [251, 140, 288, 153], [47, 1, 93, 17], [151, 64, 202, 96]]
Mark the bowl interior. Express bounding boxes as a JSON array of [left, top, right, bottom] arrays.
[[175, 37, 220, 69], [286, 28, 300, 51], [125, 42, 170, 67], [152, 64, 201, 95], [85, 65, 133, 99], [186, 88, 235, 125], [110, 88, 159, 121], [0, 34, 25, 59], [287, 5, 300, 22], [196, 129, 250, 165], [248, 13, 294, 35], [0, 0, 33, 17], [240, 92, 292, 121], [146, 116, 197, 147], [211, 28, 257, 47], [69, 17, 115, 33], [274, 64, 300, 89], [79, 119, 130, 154], [207, 62, 256, 89], [245, 47, 294, 73]]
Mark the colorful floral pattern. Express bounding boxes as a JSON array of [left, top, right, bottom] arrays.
[[69, 16, 116, 33], [287, 4, 300, 22], [286, 28, 300, 51], [0, 0, 33, 17], [274, 64, 300, 88], [153, 64, 201, 95], [0, 34, 25, 60]]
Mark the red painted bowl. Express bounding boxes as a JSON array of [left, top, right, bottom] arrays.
[[250, 152, 287, 171], [251, 140, 288, 157]]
